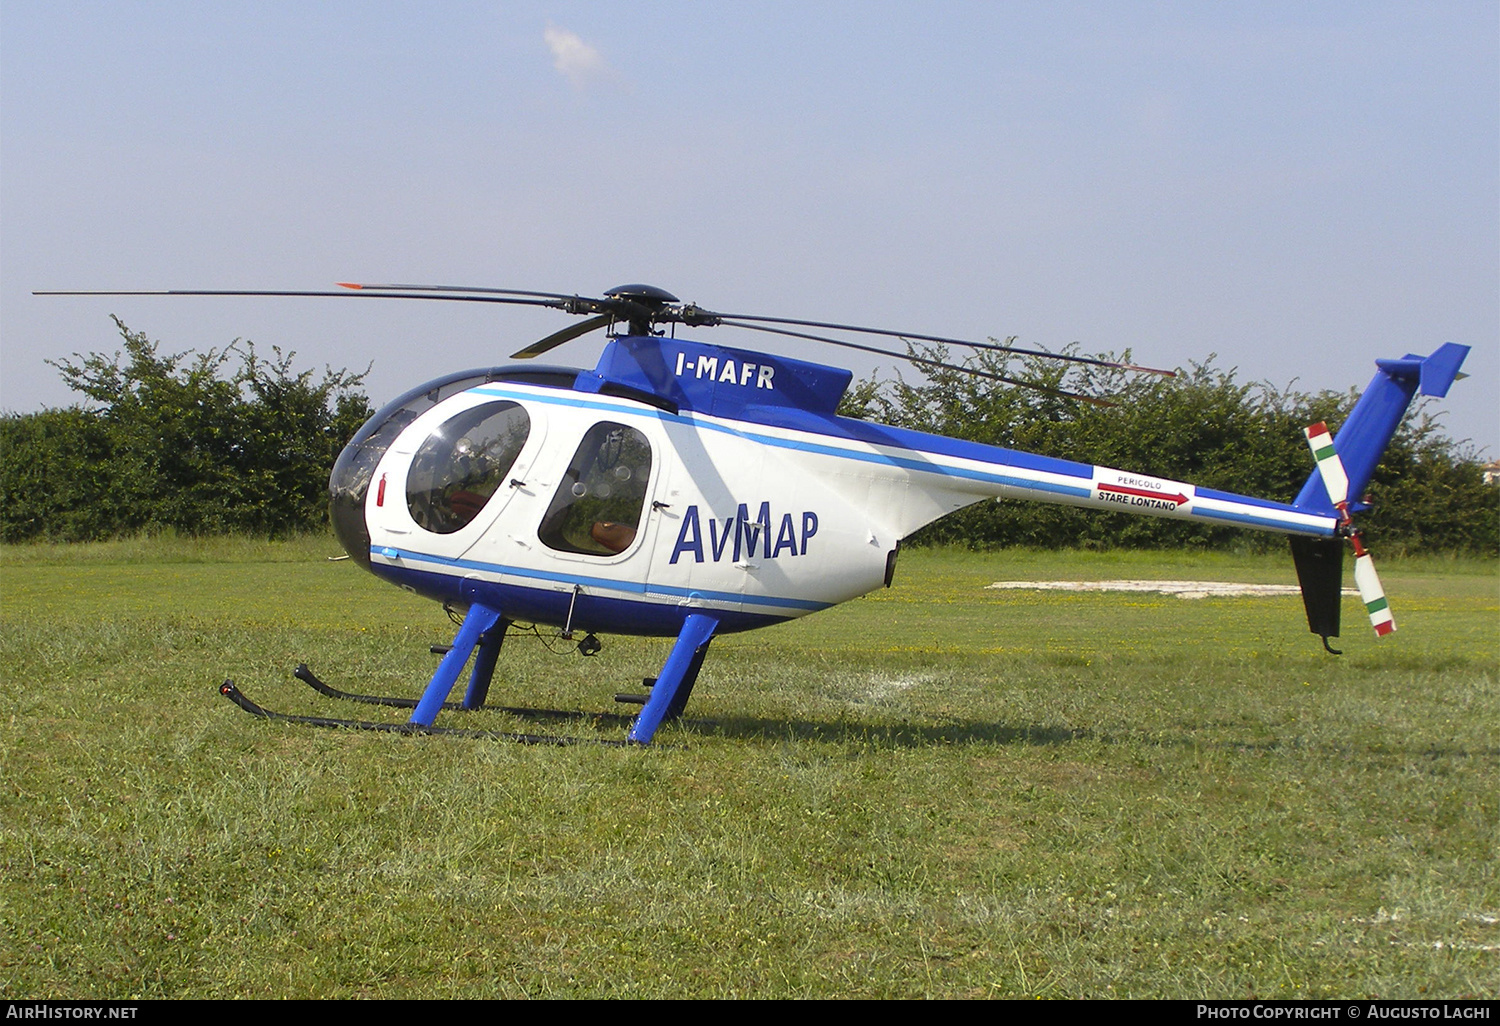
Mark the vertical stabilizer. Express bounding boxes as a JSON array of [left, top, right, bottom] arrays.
[[1294, 343, 1470, 514], [1289, 535, 1344, 650]]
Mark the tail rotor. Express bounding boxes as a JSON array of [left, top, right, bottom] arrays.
[[1303, 420, 1393, 639]]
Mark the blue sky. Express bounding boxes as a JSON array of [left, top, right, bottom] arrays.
[[3, 1, 1495, 454]]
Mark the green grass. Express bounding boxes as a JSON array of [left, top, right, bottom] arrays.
[[2, 537, 1496, 998]]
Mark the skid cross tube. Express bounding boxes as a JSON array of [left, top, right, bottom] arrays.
[[411, 603, 503, 726], [463, 621, 509, 709], [629, 614, 718, 744]]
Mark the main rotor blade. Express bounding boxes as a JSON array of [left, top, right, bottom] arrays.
[[702, 310, 1176, 377], [510, 313, 616, 359], [724, 321, 1116, 407], [33, 288, 573, 311], [336, 282, 587, 303]]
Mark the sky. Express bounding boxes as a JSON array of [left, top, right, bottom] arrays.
[[2, 1, 1495, 457]]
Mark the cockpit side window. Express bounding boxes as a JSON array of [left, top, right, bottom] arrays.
[[538, 422, 653, 556], [406, 401, 530, 535]]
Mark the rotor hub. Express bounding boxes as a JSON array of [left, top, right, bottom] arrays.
[[602, 284, 679, 305], [603, 284, 680, 335]]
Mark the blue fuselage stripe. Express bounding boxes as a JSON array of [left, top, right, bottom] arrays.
[[472, 385, 1094, 498], [372, 561, 791, 636], [375, 546, 832, 612], [1191, 506, 1333, 534], [467, 384, 1329, 533]]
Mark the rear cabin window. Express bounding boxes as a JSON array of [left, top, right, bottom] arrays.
[[406, 401, 530, 534], [538, 422, 653, 556]]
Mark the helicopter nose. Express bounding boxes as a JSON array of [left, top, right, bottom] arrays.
[[326, 367, 543, 569], [329, 438, 375, 569]]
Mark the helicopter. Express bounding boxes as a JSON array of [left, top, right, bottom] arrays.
[[38, 282, 1471, 744]]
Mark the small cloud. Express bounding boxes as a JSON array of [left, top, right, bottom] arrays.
[[544, 24, 610, 90]]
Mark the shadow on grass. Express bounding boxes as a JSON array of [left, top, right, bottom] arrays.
[[674, 713, 1088, 748], [225, 674, 1499, 761], [226, 687, 1088, 749], [664, 713, 1500, 762]]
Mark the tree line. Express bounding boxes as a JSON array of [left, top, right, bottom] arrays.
[[1, 319, 371, 542], [1, 322, 1494, 554]]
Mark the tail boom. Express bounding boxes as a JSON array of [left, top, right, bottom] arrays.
[[851, 431, 1344, 542], [991, 468, 1340, 539]]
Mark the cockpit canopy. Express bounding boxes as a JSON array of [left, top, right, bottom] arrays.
[[405, 401, 531, 535], [329, 366, 571, 566]]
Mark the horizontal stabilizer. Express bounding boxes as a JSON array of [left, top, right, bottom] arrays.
[[1415, 342, 1469, 398]]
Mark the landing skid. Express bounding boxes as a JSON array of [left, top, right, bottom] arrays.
[[292, 662, 643, 725], [218, 680, 630, 746], [218, 607, 722, 745]]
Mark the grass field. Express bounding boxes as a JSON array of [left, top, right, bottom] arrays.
[[1, 535, 1496, 998]]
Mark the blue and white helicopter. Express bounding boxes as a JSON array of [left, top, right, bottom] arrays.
[[43, 283, 1473, 744]]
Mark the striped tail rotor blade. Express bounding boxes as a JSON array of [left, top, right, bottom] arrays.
[[1305, 421, 1350, 507], [1353, 552, 1395, 637]]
